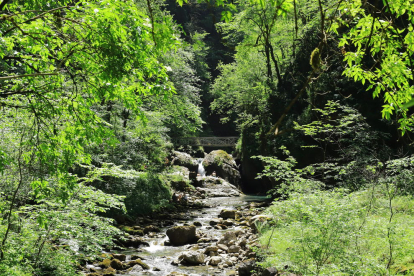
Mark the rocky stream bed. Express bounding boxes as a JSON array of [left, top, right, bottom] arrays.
[[81, 150, 281, 276], [82, 179, 277, 276]]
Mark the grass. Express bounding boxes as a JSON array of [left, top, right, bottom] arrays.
[[257, 185, 414, 275]]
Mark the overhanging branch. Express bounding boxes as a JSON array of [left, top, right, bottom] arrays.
[[0, 73, 58, 80]]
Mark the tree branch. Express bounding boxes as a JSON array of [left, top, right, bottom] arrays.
[[0, 73, 58, 80], [267, 71, 315, 136], [0, 90, 37, 97]]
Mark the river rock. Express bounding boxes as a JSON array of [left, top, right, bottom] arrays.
[[223, 219, 234, 226], [130, 255, 145, 260], [228, 245, 241, 253], [171, 151, 198, 171], [204, 245, 218, 253], [202, 178, 241, 197], [112, 254, 126, 262], [166, 225, 197, 246], [102, 267, 116, 275], [169, 166, 190, 191], [209, 256, 222, 266], [178, 251, 205, 265], [110, 259, 124, 270], [209, 218, 222, 226], [261, 267, 278, 276], [128, 264, 144, 275], [202, 150, 241, 186], [144, 225, 160, 234], [219, 209, 236, 219], [99, 259, 111, 268], [218, 244, 228, 252], [218, 231, 237, 246], [123, 237, 150, 248], [126, 259, 150, 269], [238, 259, 256, 276]]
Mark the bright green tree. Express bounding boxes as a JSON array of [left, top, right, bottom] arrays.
[[0, 0, 181, 272], [335, 0, 414, 134]]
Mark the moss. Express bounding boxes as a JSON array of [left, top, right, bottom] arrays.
[[102, 267, 116, 276], [100, 258, 112, 268], [204, 150, 233, 167], [127, 259, 150, 270], [310, 47, 320, 70]]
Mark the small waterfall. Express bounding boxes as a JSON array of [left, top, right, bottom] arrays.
[[197, 159, 206, 177]]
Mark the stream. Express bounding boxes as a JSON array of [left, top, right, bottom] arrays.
[[102, 194, 268, 276], [84, 150, 270, 276]]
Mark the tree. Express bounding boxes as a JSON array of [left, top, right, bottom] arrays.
[[335, 0, 414, 134], [0, 0, 180, 272]]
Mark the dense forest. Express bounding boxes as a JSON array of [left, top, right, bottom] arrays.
[[1, 0, 414, 275]]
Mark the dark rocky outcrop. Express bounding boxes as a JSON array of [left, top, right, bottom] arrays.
[[202, 150, 241, 186]]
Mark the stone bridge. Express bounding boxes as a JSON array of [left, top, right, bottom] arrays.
[[172, 136, 239, 147]]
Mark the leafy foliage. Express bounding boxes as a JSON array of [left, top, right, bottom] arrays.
[[335, 0, 414, 133], [259, 185, 414, 275]]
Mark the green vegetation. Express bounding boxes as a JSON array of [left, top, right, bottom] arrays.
[[259, 186, 414, 275], [1, 0, 414, 274]]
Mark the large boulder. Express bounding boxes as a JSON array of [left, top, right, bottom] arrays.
[[166, 225, 197, 246], [202, 150, 241, 186], [219, 209, 236, 219], [171, 151, 198, 172], [178, 251, 205, 265]]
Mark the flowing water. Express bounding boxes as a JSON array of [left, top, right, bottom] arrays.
[[197, 159, 206, 177], [110, 194, 269, 276]]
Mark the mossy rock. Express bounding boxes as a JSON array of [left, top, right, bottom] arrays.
[[102, 267, 116, 276], [127, 259, 150, 270], [110, 258, 124, 270], [99, 253, 112, 260], [119, 225, 144, 236], [99, 258, 112, 268], [168, 166, 191, 191], [202, 150, 241, 186], [171, 151, 198, 171]]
